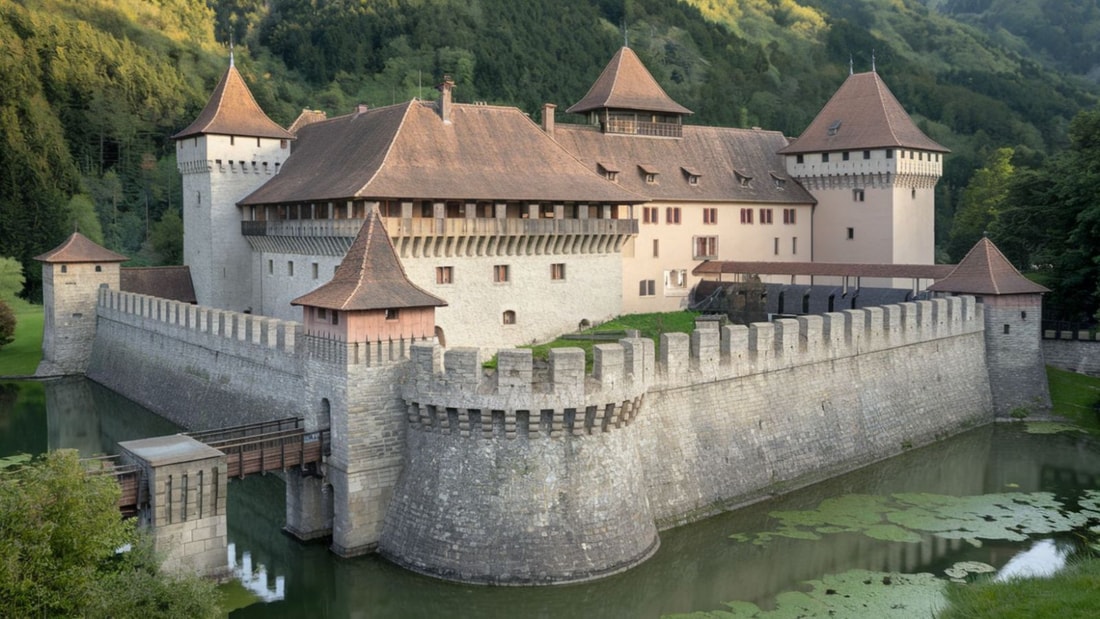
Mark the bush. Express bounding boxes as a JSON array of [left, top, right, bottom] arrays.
[[0, 300, 15, 350]]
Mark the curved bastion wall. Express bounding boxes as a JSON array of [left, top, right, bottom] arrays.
[[379, 342, 659, 584]]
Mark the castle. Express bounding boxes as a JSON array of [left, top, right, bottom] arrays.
[[33, 47, 1053, 583]]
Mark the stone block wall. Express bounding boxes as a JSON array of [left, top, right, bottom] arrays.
[[1043, 339, 1100, 377], [983, 295, 1050, 417]]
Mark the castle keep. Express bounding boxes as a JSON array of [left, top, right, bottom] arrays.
[[36, 47, 1052, 583]]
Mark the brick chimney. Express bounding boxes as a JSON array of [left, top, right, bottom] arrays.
[[542, 103, 556, 137], [437, 75, 455, 124]]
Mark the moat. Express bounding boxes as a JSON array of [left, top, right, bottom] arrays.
[[3, 377, 1099, 618]]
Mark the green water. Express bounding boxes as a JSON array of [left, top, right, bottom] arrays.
[[3, 378, 1099, 618]]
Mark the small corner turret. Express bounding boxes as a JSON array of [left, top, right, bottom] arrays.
[[35, 232, 127, 376]]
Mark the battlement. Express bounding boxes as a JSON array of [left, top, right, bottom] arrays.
[[303, 333, 431, 367], [98, 288, 299, 358]]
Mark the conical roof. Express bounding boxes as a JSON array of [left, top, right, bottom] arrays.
[[34, 232, 128, 264], [779, 72, 947, 155], [173, 63, 293, 140], [292, 210, 446, 311], [927, 237, 1048, 295], [566, 47, 692, 116]]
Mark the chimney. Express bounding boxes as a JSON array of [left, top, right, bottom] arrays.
[[354, 103, 368, 118], [437, 75, 455, 123], [542, 103, 556, 137]]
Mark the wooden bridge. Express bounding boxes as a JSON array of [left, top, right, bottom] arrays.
[[86, 418, 329, 514]]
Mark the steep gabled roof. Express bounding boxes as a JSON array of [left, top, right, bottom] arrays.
[[566, 47, 692, 116], [927, 237, 1048, 295], [239, 100, 645, 206], [173, 63, 293, 140], [779, 72, 947, 155], [291, 210, 446, 311], [34, 232, 128, 264], [555, 124, 815, 205]]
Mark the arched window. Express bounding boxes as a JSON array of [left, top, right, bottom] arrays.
[[502, 310, 516, 325]]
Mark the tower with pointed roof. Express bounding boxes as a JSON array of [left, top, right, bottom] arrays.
[[34, 232, 128, 375], [781, 71, 948, 277], [174, 58, 293, 312], [928, 237, 1050, 417]]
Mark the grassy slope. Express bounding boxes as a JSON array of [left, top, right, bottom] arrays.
[[0, 299, 43, 376], [938, 366, 1100, 618]]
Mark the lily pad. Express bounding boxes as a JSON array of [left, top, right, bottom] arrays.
[[1024, 422, 1086, 435]]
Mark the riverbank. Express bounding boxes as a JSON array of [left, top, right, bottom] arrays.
[[937, 366, 1100, 618]]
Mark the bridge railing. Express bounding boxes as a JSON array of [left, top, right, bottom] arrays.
[[186, 418, 303, 444], [83, 455, 144, 514]]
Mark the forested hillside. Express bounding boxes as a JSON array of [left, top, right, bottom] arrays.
[[1, 0, 1098, 303]]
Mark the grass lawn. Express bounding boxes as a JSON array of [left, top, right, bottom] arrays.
[[0, 298, 44, 376], [1047, 365, 1100, 432]]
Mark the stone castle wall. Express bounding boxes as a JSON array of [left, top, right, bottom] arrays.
[[87, 288, 308, 430], [1043, 338, 1100, 378]]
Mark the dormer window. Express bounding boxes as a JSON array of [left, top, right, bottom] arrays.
[[827, 120, 842, 136], [681, 166, 701, 185], [598, 162, 620, 182], [734, 170, 752, 188], [639, 164, 659, 184], [645, 173, 657, 184], [770, 172, 787, 189]]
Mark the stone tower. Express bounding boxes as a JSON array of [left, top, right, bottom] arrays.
[[928, 237, 1051, 417], [173, 57, 293, 312], [288, 208, 446, 556], [781, 71, 948, 282], [34, 233, 127, 376]]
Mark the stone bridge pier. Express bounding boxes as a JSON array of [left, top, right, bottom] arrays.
[[118, 435, 230, 579]]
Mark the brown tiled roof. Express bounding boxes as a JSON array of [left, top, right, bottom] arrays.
[[779, 72, 948, 155], [120, 266, 197, 303], [292, 210, 447, 311], [927, 237, 1048, 295], [240, 100, 645, 206], [288, 109, 328, 135], [173, 64, 294, 140], [566, 47, 692, 116], [34, 232, 128, 264], [692, 260, 955, 279], [554, 124, 816, 205]]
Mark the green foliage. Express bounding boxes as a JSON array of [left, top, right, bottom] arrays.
[[521, 311, 700, 369], [0, 299, 43, 375], [0, 300, 15, 351], [149, 207, 184, 265], [0, 257, 25, 302], [946, 147, 1014, 260], [0, 450, 221, 618], [1046, 365, 1100, 435], [939, 555, 1100, 619], [64, 194, 105, 245]]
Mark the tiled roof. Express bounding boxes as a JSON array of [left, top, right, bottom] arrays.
[[692, 260, 954, 279], [554, 124, 815, 205], [927, 237, 1048, 295], [779, 72, 948, 155], [173, 64, 294, 140], [120, 266, 197, 303], [566, 47, 692, 116], [288, 108, 328, 135], [239, 100, 645, 206], [34, 232, 128, 264], [292, 210, 447, 311]]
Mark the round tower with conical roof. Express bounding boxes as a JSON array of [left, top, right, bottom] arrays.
[[174, 58, 293, 312], [34, 233, 128, 375]]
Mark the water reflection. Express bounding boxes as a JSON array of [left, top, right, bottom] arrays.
[[3, 378, 1100, 618], [995, 539, 1070, 581], [228, 543, 286, 602]]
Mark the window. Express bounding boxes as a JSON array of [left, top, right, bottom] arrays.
[[436, 266, 454, 284], [606, 171, 618, 181], [912, 189, 917, 199], [312, 263, 319, 279], [822, 153, 830, 163], [773, 237, 779, 255], [863, 150, 871, 160], [792, 237, 798, 255], [665, 207, 681, 224], [280, 139, 288, 149], [693, 236, 718, 259], [268, 259, 273, 275], [703, 208, 718, 224], [886, 149, 894, 159], [230, 136, 235, 146], [1021, 311, 1027, 320], [652, 239, 659, 257], [919, 152, 924, 161], [760, 208, 773, 224], [645, 173, 657, 184], [1003, 324, 1010, 334], [827, 120, 842, 136], [783, 208, 797, 225], [664, 269, 687, 290], [688, 175, 699, 185], [332, 313, 339, 326], [551, 263, 566, 280], [502, 310, 516, 325], [847, 227, 854, 240], [317, 308, 328, 320], [796, 154, 804, 164], [287, 261, 294, 276], [853, 188, 865, 202], [95, 265, 102, 273], [740, 208, 754, 224], [639, 280, 656, 296], [385, 309, 400, 321], [493, 264, 510, 283], [842, 151, 850, 161], [60, 265, 67, 274], [643, 207, 658, 224]]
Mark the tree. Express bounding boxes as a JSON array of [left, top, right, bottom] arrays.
[[0, 257, 24, 302], [946, 147, 1015, 261], [0, 450, 222, 618], [64, 194, 105, 245], [149, 207, 184, 265], [0, 300, 14, 350]]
